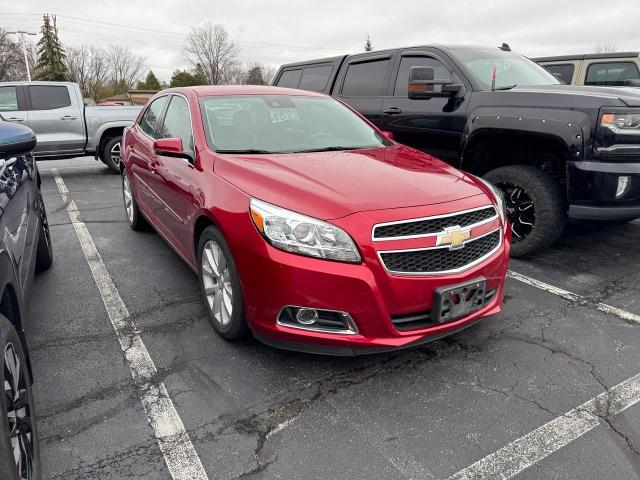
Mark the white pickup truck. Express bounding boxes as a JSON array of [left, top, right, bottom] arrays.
[[0, 81, 142, 171]]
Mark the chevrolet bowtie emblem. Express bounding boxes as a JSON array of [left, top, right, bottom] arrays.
[[437, 227, 471, 250]]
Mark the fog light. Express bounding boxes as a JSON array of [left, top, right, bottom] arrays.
[[296, 308, 318, 325], [616, 176, 631, 198]]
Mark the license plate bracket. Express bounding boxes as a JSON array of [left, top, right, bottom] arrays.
[[431, 277, 487, 324]]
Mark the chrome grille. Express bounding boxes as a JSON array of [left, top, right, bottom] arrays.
[[373, 206, 496, 240], [379, 230, 501, 274]]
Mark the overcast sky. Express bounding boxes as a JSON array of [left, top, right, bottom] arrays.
[[3, 0, 639, 82]]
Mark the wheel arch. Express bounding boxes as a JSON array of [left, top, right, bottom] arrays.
[[192, 213, 221, 262], [96, 126, 125, 160]]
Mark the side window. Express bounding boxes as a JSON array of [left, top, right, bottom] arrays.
[[159, 96, 193, 151], [585, 62, 640, 86], [139, 96, 169, 138], [0, 87, 18, 112], [341, 58, 390, 96], [299, 65, 333, 91], [276, 69, 303, 88], [543, 64, 574, 84], [28, 85, 71, 110], [394, 56, 454, 96]]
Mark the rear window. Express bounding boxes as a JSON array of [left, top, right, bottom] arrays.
[[276, 69, 302, 88], [0, 86, 18, 112], [585, 62, 640, 86], [543, 64, 575, 84], [299, 65, 333, 91], [341, 58, 390, 96], [28, 85, 71, 110]]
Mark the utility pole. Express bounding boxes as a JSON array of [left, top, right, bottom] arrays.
[[7, 31, 37, 81]]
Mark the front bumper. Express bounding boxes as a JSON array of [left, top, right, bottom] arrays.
[[567, 160, 640, 220]]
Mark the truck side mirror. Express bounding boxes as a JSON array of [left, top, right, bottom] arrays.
[[408, 66, 462, 99], [0, 121, 37, 160], [624, 79, 640, 87]]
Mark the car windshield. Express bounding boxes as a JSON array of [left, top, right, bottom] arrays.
[[199, 94, 388, 154], [455, 49, 561, 90]]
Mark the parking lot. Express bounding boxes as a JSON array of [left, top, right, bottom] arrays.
[[28, 157, 640, 479]]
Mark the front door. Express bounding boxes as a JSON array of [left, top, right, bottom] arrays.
[[0, 85, 29, 129]]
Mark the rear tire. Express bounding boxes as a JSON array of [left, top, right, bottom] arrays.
[[121, 169, 148, 231], [35, 195, 53, 272], [485, 165, 566, 257], [101, 136, 122, 173], [197, 226, 249, 340], [0, 314, 40, 480]]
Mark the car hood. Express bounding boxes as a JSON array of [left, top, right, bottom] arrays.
[[214, 145, 486, 220]]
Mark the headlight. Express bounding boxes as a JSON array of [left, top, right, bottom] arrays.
[[475, 176, 507, 227], [596, 109, 640, 153], [249, 198, 361, 263]]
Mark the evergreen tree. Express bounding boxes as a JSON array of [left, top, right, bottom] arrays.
[[245, 65, 265, 85], [34, 14, 68, 81], [137, 70, 161, 90], [364, 35, 373, 52], [193, 63, 206, 84], [170, 69, 198, 87]]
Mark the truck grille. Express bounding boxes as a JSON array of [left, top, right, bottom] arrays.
[[379, 230, 501, 274], [373, 206, 496, 240]]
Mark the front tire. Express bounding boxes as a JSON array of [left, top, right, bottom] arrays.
[[121, 169, 148, 231], [485, 165, 566, 257], [101, 136, 122, 173], [197, 226, 249, 340], [0, 315, 40, 480]]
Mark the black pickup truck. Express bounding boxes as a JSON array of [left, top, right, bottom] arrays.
[[273, 45, 640, 256]]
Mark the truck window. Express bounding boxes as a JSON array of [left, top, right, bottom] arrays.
[[299, 65, 333, 91], [28, 85, 71, 110], [277, 69, 303, 88], [341, 58, 390, 96], [0, 86, 18, 112], [394, 57, 453, 96], [543, 64, 574, 84], [585, 62, 640, 86], [139, 96, 169, 138], [159, 96, 193, 151]]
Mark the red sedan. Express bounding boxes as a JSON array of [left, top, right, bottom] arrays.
[[120, 86, 510, 355]]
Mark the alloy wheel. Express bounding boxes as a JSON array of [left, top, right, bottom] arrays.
[[201, 240, 234, 327], [4, 342, 33, 480], [110, 142, 121, 168], [122, 174, 134, 224], [498, 182, 536, 242]]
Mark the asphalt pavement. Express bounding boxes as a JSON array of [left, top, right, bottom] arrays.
[[28, 157, 640, 479]]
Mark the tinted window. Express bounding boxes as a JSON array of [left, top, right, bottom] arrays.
[[394, 57, 453, 96], [0, 87, 18, 112], [585, 62, 640, 86], [276, 69, 302, 88], [159, 96, 193, 150], [299, 65, 333, 91], [341, 59, 390, 96], [543, 64, 574, 84], [139, 96, 168, 138], [28, 85, 71, 110]]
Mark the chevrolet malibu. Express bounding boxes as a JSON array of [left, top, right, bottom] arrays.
[[120, 86, 511, 355]]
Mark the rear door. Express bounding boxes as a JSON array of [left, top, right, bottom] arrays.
[[380, 50, 470, 165], [26, 84, 86, 155], [0, 85, 29, 127], [333, 53, 393, 127]]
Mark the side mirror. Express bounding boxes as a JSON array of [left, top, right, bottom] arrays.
[[381, 131, 394, 141], [0, 121, 36, 159], [153, 138, 194, 163], [624, 79, 640, 87], [408, 66, 462, 99]]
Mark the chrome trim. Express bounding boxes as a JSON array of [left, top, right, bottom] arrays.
[[371, 205, 497, 242], [377, 227, 503, 276], [276, 305, 359, 335]]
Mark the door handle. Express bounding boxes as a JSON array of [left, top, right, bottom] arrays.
[[6, 117, 24, 123], [60, 115, 78, 120], [383, 107, 402, 115]]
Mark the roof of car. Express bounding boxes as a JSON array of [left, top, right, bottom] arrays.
[[533, 52, 640, 62], [183, 85, 327, 97]]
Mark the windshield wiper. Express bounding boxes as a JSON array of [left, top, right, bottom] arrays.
[[291, 146, 362, 153], [494, 84, 517, 90], [215, 149, 275, 154]]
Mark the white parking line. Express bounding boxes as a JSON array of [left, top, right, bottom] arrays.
[[508, 270, 640, 324], [447, 371, 640, 480], [53, 173, 208, 480]]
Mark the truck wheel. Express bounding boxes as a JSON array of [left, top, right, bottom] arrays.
[[485, 165, 566, 257], [101, 136, 122, 173]]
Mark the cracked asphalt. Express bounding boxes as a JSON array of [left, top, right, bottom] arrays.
[[26, 157, 640, 479]]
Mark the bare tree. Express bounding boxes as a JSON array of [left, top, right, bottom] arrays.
[[594, 42, 618, 54], [0, 29, 36, 81], [65, 45, 110, 100], [107, 45, 146, 88], [184, 22, 239, 85]]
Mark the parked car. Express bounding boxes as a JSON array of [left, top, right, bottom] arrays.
[[120, 86, 510, 355], [0, 81, 142, 172], [535, 52, 640, 86], [273, 45, 640, 256], [0, 119, 51, 480]]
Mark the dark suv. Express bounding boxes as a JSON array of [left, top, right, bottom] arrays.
[[0, 119, 52, 480], [274, 45, 640, 256]]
